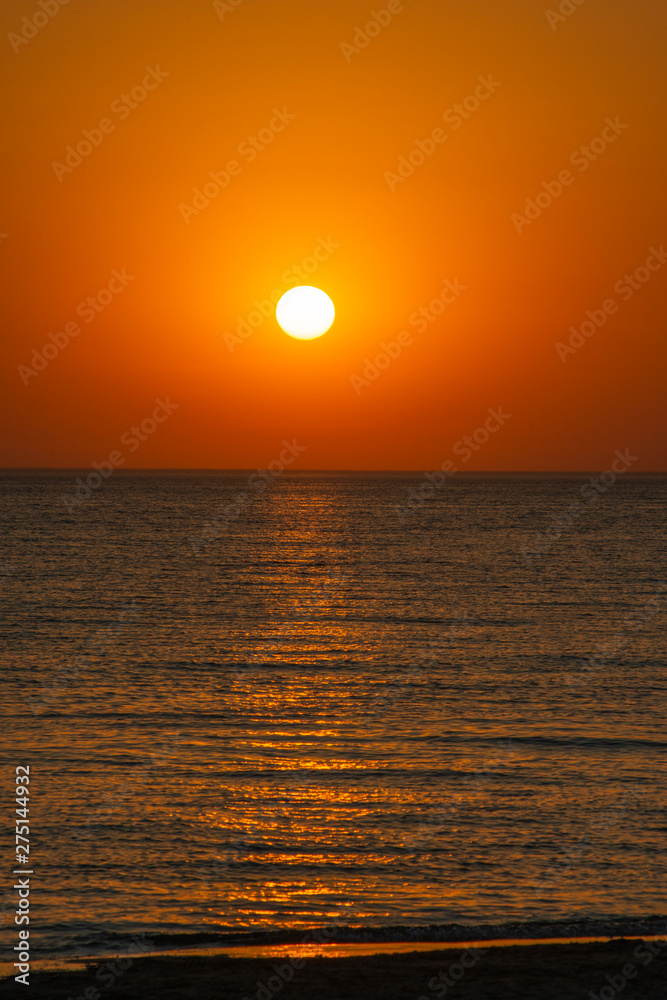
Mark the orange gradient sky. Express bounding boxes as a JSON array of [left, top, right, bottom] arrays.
[[1, 0, 666, 470]]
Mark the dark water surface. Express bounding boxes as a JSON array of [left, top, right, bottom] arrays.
[[1, 473, 665, 957]]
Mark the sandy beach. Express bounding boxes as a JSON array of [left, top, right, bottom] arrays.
[[14, 938, 667, 1000]]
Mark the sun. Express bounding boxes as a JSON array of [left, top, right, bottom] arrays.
[[276, 286, 335, 340]]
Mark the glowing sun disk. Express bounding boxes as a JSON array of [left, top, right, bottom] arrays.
[[276, 286, 335, 340]]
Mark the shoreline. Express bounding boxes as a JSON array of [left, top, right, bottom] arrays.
[[3, 932, 666, 979], [4, 938, 666, 1000]]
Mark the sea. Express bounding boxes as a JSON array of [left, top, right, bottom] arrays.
[[1, 472, 666, 960]]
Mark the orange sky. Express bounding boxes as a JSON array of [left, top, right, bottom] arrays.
[[1, 0, 665, 470]]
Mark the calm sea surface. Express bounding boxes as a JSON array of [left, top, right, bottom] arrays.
[[1, 473, 666, 957]]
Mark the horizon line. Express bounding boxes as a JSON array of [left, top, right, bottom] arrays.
[[1, 468, 665, 476]]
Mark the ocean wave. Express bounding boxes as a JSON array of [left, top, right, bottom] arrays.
[[39, 916, 667, 958]]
